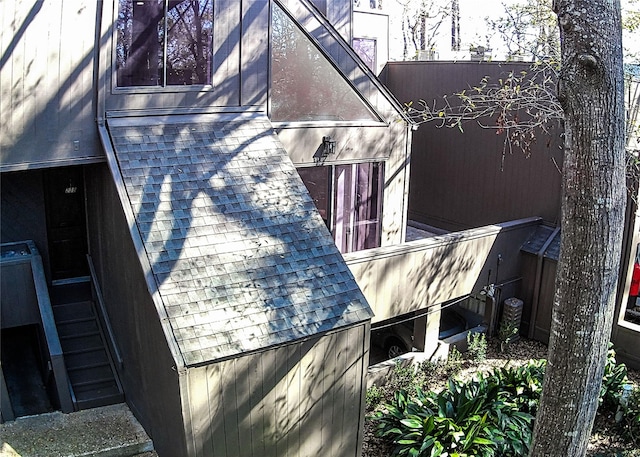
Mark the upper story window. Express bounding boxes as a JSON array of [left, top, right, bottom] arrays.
[[271, 3, 377, 122], [116, 0, 213, 87]]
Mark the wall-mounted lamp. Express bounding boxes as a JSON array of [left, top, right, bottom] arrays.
[[64, 179, 78, 194], [322, 136, 336, 157]]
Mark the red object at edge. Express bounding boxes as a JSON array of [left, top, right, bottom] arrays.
[[630, 262, 640, 297]]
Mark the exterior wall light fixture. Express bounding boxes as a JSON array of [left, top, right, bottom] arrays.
[[322, 136, 336, 157]]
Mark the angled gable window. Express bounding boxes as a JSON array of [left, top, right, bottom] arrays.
[[271, 3, 378, 122], [116, 0, 213, 87]]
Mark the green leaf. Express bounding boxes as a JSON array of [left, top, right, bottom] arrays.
[[400, 418, 423, 429]]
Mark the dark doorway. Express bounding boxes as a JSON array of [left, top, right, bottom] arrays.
[[1, 325, 55, 417], [44, 166, 89, 281]]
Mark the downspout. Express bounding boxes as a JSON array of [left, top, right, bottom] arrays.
[[528, 227, 561, 339]]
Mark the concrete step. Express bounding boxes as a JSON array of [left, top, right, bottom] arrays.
[[0, 403, 153, 457]]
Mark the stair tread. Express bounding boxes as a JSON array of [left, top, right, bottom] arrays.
[[50, 294, 125, 412], [63, 346, 106, 355], [52, 301, 96, 321], [60, 330, 101, 339], [72, 377, 119, 388], [56, 315, 97, 325], [67, 361, 111, 371]]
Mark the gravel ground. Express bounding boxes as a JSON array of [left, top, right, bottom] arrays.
[[363, 338, 640, 457]]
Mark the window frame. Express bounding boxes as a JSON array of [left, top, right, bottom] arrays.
[[111, 0, 215, 93], [268, 1, 386, 127], [298, 161, 384, 254]]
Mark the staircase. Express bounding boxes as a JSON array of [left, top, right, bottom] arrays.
[[50, 281, 124, 411]]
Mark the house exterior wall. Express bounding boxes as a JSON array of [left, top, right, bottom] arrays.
[[519, 253, 557, 344], [0, 170, 51, 278], [276, 120, 411, 247], [85, 163, 187, 456], [346, 218, 540, 323], [183, 323, 369, 457], [98, 0, 269, 114], [2, 3, 402, 455], [0, 1, 102, 171], [381, 61, 563, 231], [352, 10, 389, 76]]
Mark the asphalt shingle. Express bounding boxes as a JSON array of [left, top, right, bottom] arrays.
[[107, 114, 372, 366]]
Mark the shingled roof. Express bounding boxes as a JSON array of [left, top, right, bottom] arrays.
[[106, 113, 372, 366]]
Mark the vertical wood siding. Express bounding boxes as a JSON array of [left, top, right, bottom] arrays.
[[0, 170, 51, 277], [383, 61, 563, 231], [185, 324, 368, 457], [346, 218, 540, 323], [241, 0, 269, 106], [85, 163, 188, 457], [0, 1, 101, 170], [103, 0, 253, 113]]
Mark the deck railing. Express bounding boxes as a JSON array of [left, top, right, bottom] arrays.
[[345, 217, 542, 324]]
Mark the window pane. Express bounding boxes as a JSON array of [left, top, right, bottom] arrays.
[[166, 0, 213, 85], [353, 38, 376, 72], [116, 0, 213, 87], [117, 0, 165, 87], [297, 166, 331, 227], [353, 162, 381, 250], [271, 4, 377, 122], [333, 165, 353, 253]]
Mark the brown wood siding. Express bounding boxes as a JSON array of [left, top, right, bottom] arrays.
[[276, 120, 410, 248], [346, 218, 540, 323], [519, 252, 557, 344], [184, 324, 368, 457], [102, 0, 252, 113], [85, 163, 188, 457], [0, 1, 101, 170], [0, 170, 51, 279], [241, 0, 269, 106], [383, 61, 563, 231], [1, 260, 40, 329]]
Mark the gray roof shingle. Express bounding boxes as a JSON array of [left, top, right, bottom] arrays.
[[107, 113, 372, 366]]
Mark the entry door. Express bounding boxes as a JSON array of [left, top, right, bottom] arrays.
[[44, 167, 89, 281], [333, 163, 383, 253]]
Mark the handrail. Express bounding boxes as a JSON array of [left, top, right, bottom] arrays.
[[86, 254, 123, 368], [27, 242, 74, 413]]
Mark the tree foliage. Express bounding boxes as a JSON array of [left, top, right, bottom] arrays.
[[404, 60, 562, 160], [486, 0, 560, 61], [393, 0, 453, 59]]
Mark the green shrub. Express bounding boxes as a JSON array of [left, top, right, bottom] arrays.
[[599, 344, 629, 408], [366, 385, 384, 410], [620, 386, 640, 445], [373, 373, 534, 457], [446, 346, 464, 377], [467, 332, 488, 363], [490, 359, 546, 416], [497, 321, 519, 352], [372, 341, 634, 456], [387, 362, 420, 397], [374, 384, 499, 457]]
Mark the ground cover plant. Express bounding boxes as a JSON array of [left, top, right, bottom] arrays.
[[362, 338, 640, 457]]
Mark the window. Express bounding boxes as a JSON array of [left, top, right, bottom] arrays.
[[116, 0, 213, 87], [271, 3, 377, 122], [298, 163, 383, 253], [353, 38, 377, 72]]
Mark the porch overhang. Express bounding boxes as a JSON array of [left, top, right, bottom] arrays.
[[100, 112, 372, 367]]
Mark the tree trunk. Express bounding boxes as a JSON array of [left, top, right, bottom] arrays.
[[529, 1, 626, 455]]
